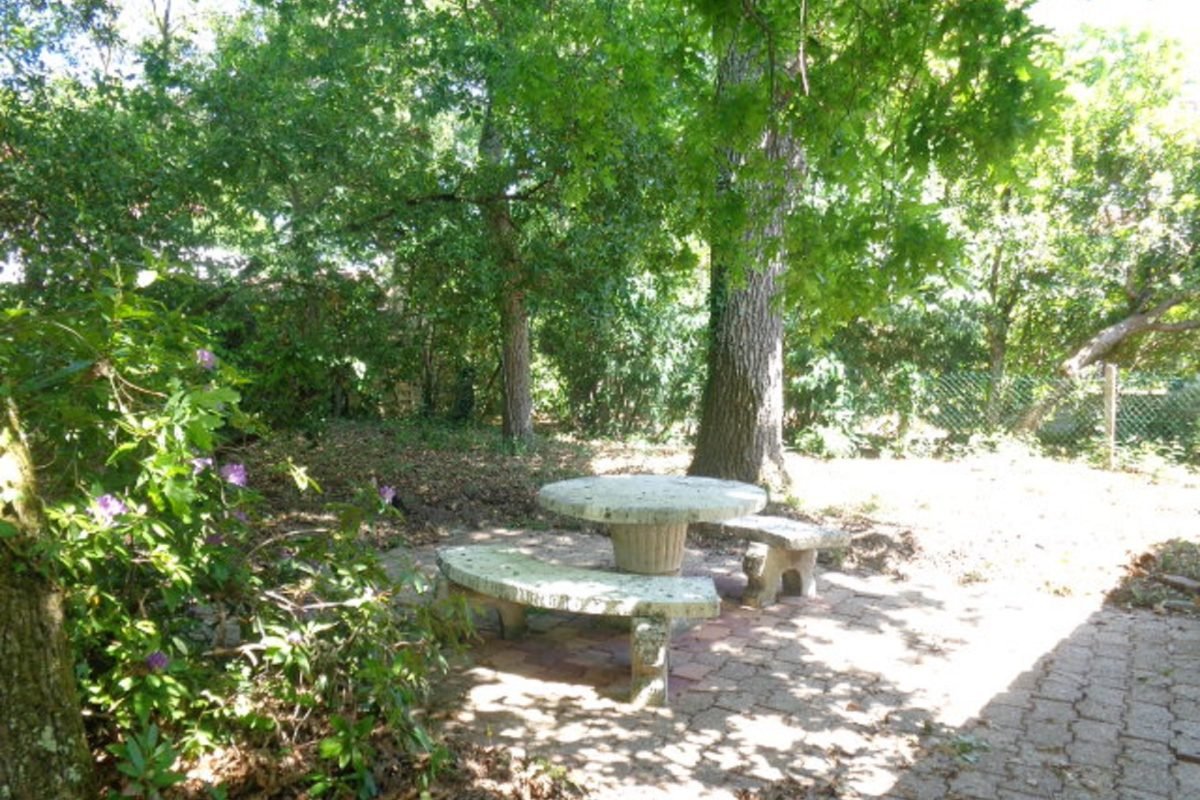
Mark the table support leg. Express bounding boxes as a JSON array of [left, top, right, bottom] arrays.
[[609, 522, 689, 575], [629, 616, 670, 707], [493, 598, 528, 639]]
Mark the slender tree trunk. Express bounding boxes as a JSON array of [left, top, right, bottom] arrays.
[[983, 241, 1013, 428], [0, 399, 94, 799], [985, 331, 1009, 428], [689, 30, 798, 489], [480, 99, 533, 442], [498, 285, 533, 440]]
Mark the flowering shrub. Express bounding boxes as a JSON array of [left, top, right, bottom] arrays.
[[2, 272, 470, 796]]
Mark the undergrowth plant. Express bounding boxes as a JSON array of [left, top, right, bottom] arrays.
[[2, 270, 472, 798]]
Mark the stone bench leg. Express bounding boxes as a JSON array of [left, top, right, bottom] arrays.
[[491, 598, 528, 639], [742, 544, 819, 607], [781, 549, 819, 599], [629, 616, 671, 707], [447, 584, 528, 638]]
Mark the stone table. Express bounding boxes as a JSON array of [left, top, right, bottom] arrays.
[[537, 474, 768, 575]]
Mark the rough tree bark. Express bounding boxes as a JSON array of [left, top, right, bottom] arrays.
[[480, 99, 534, 442], [689, 27, 799, 489], [0, 399, 94, 799]]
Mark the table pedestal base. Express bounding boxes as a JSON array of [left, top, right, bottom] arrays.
[[609, 522, 688, 575]]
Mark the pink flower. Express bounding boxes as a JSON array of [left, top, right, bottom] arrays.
[[91, 494, 127, 527], [219, 463, 247, 487], [195, 349, 217, 370]]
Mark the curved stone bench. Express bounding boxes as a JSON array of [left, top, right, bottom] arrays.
[[436, 544, 720, 707], [717, 515, 851, 607]]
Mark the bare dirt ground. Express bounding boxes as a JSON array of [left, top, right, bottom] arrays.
[[236, 423, 1200, 798], [249, 423, 1195, 606], [776, 445, 1199, 602]]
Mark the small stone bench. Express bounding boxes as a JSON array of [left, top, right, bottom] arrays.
[[436, 544, 720, 707], [717, 515, 851, 607]]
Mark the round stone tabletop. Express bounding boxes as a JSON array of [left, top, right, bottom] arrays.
[[537, 474, 767, 526]]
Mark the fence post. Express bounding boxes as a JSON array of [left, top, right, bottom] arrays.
[[1103, 363, 1118, 469]]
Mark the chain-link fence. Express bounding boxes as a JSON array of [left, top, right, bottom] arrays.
[[798, 366, 1200, 464], [913, 369, 1200, 462]]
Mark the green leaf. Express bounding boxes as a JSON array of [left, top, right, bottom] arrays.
[[18, 360, 95, 392], [189, 387, 240, 410], [318, 736, 344, 760]]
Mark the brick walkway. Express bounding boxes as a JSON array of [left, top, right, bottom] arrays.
[[408, 529, 1200, 799]]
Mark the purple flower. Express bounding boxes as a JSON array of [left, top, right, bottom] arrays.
[[204, 533, 225, 546], [91, 494, 127, 527], [378, 485, 397, 505], [195, 348, 217, 370], [145, 651, 169, 672], [230, 510, 249, 524], [219, 463, 247, 487], [191, 456, 213, 475]]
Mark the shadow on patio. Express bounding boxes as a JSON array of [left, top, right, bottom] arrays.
[[424, 528, 1199, 799]]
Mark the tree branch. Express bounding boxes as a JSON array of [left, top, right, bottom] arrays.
[[340, 170, 562, 237], [1147, 318, 1200, 333], [1058, 294, 1196, 377]]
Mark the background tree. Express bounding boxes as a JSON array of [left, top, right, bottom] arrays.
[[686, 0, 1059, 485], [1035, 31, 1200, 377], [184, 0, 699, 437]]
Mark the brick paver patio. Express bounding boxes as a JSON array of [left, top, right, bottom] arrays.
[[404, 527, 1200, 799]]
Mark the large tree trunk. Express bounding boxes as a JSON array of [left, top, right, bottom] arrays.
[[480, 99, 534, 442], [0, 400, 94, 799], [689, 30, 798, 489], [689, 255, 787, 486]]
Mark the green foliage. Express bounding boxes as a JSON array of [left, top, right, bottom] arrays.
[[1, 74, 212, 301], [686, 0, 1063, 330], [313, 715, 377, 798], [106, 723, 185, 800], [1, 272, 471, 794], [0, 0, 118, 90], [539, 271, 706, 438], [176, 270, 408, 430], [944, 28, 1200, 378]]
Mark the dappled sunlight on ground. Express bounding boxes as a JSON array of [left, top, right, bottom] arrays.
[[424, 548, 1197, 798], [391, 450, 1200, 798]]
